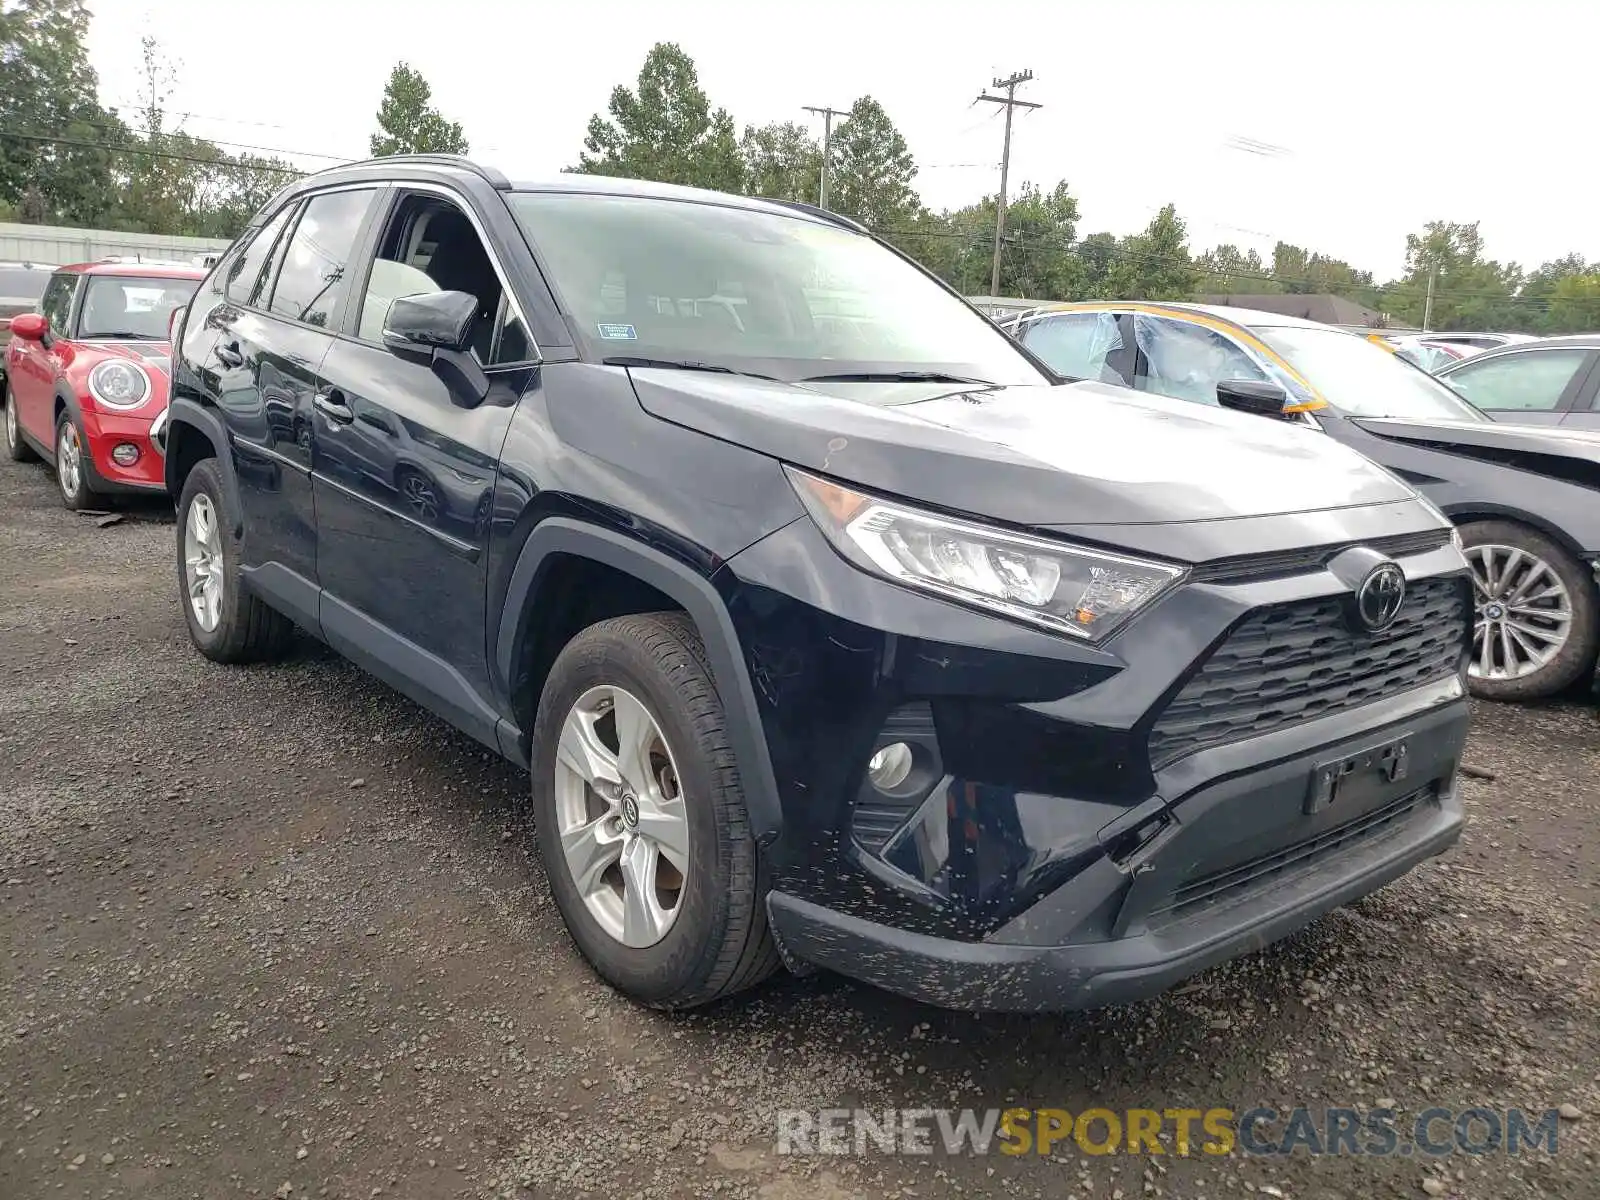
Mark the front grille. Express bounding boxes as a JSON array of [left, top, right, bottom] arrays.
[[1147, 786, 1431, 924], [1189, 529, 1451, 585], [1148, 575, 1468, 768]]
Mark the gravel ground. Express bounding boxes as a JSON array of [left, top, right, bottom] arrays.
[[1, 451, 1597, 1200]]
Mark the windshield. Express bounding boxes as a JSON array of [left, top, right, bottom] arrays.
[[507, 192, 1048, 386], [1254, 325, 1487, 422], [78, 275, 199, 340]]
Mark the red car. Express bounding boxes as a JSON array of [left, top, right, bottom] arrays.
[[3, 261, 203, 509]]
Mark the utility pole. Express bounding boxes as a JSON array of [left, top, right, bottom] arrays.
[[1422, 263, 1436, 332], [803, 104, 848, 211], [976, 70, 1040, 298]]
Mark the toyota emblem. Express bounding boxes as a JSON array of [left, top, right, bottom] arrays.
[[1352, 561, 1406, 633]]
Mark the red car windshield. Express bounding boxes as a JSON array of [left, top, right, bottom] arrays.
[[78, 275, 200, 341]]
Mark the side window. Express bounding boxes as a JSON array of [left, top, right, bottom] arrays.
[[1443, 349, 1591, 412], [1133, 315, 1268, 406], [39, 273, 77, 334], [224, 205, 295, 305], [355, 192, 526, 364], [267, 188, 378, 329], [1020, 312, 1133, 385]]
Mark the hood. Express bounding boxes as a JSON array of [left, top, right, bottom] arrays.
[[629, 371, 1417, 528], [87, 340, 173, 375], [1354, 415, 1600, 467]]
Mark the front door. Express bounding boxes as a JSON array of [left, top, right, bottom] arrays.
[[1438, 346, 1598, 428], [311, 187, 534, 719], [10, 271, 79, 446]]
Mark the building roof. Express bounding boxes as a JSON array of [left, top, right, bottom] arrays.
[[1195, 293, 1393, 328]]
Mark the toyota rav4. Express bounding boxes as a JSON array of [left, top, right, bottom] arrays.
[[159, 155, 1472, 1012]]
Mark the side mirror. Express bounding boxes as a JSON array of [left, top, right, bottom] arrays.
[[10, 313, 48, 342], [381, 290, 488, 409], [1216, 378, 1292, 419], [382, 290, 478, 354]]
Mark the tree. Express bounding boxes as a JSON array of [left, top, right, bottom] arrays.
[[1076, 231, 1119, 297], [0, 0, 120, 225], [1102, 204, 1197, 300], [739, 120, 820, 203], [1268, 241, 1373, 298], [369, 62, 468, 157], [575, 43, 742, 192], [1520, 254, 1595, 332], [1546, 273, 1600, 334], [924, 180, 1081, 299], [826, 96, 920, 231], [1381, 220, 1522, 331], [1195, 243, 1273, 294]]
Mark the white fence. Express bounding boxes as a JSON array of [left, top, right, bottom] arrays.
[[0, 221, 233, 267]]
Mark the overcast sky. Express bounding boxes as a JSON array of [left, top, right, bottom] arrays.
[[85, 0, 1594, 280]]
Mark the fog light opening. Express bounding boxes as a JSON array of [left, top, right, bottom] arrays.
[[111, 442, 139, 466], [866, 741, 915, 792]]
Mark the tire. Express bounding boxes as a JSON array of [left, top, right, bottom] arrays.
[[1459, 519, 1600, 701], [175, 458, 295, 664], [4, 383, 33, 462], [530, 612, 780, 1009], [54, 413, 96, 510]]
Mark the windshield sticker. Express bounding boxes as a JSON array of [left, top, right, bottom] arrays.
[[597, 323, 637, 340]]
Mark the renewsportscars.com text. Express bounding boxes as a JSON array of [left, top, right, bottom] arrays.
[[776, 1107, 1564, 1158]]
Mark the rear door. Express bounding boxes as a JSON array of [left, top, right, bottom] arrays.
[[1438, 345, 1597, 427], [205, 186, 383, 611]]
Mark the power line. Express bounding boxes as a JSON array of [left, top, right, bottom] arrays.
[[0, 128, 306, 174], [975, 70, 1040, 298], [801, 104, 848, 211]]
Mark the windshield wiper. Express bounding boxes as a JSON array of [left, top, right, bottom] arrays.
[[602, 355, 778, 382], [86, 331, 161, 341], [800, 370, 996, 387]]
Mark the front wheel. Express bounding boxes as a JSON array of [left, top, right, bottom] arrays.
[[530, 612, 779, 1009], [4, 384, 33, 462], [55, 414, 95, 509], [1460, 519, 1599, 701]]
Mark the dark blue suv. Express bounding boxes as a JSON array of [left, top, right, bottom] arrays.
[[159, 155, 1472, 1012]]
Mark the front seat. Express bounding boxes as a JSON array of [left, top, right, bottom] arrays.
[[423, 212, 499, 361]]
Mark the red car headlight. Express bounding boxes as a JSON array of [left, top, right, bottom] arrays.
[[87, 360, 152, 410]]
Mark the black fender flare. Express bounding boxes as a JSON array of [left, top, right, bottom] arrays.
[[52, 384, 83, 432], [163, 397, 246, 537], [495, 517, 783, 847]]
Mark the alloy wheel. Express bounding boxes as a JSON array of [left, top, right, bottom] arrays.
[[1467, 542, 1573, 681], [184, 493, 225, 632], [553, 684, 690, 948], [56, 423, 82, 500], [4, 396, 16, 448], [401, 471, 439, 521]]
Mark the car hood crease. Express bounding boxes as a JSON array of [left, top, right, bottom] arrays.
[[629, 371, 1417, 528]]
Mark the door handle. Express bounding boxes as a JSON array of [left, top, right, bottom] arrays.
[[313, 389, 354, 423], [215, 340, 243, 368]]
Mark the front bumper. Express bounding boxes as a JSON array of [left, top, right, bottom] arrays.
[[720, 502, 1471, 1011], [81, 408, 166, 493], [766, 685, 1465, 1012]]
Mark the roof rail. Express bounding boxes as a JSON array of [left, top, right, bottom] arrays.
[[761, 198, 869, 234], [349, 153, 512, 190]]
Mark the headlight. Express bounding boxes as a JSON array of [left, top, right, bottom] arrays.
[[785, 466, 1185, 642], [87, 360, 151, 410]]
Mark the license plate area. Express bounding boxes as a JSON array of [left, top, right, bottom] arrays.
[[1305, 731, 1413, 816]]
